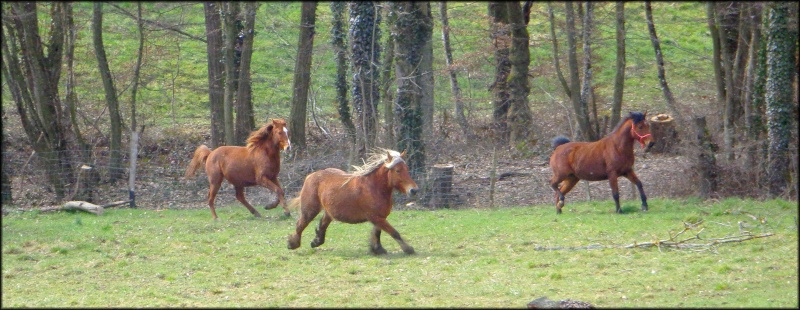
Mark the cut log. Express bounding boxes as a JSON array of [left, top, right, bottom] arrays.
[[649, 113, 679, 154], [39, 200, 130, 215], [429, 164, 455, 208]]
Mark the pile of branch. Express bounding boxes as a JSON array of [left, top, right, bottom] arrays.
[[534, 220, 774, 252]]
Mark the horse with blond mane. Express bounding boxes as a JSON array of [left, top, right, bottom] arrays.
[[185, 119, 291, 220], [549, 111, 655, 214], [287, 149, 418, 255]]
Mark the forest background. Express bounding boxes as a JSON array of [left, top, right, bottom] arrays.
[[1, 2, 797, 210]]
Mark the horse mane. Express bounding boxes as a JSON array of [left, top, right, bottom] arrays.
[[350, 148, 405, 177], [246, 124, 273, 152], [610, 111, 646, 134]]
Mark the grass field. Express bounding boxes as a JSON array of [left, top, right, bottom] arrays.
[[2, 198, 797, 308]]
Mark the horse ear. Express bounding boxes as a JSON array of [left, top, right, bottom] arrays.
[[400, 150, 407, 158], [386, 151, 394, 164]]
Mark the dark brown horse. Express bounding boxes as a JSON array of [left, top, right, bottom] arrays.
[[185, 119, 291, 220], [549, 112, 655, 214], [287, 149, 418, 255]]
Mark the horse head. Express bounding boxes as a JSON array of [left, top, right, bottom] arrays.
[[385, 150, 418, 196], [629, 111, 655, 151], [267, 118, 291, 152]]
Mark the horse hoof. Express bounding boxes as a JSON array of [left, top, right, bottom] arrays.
[[282, 212, 291, 218], [253, 213, 262, 218], [371, 246, 388, 255], [311, 239, 323, 248], [287, 235, 300, 250], [403, 247, 415, 255], [641, 206, 649, 212]]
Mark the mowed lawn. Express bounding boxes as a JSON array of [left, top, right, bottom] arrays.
[[2, 198, 797, 308]]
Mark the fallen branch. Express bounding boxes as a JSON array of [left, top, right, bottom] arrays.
[[39, 200, 130, 215], [534, 221, 774, 252]]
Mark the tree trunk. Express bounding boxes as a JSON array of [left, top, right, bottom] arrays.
[[488, 2, 511, 142], [235, 2, 258, 146], [381, 7, 396, 147], [439, 2, 473, 140], [391, 1, 431, 177], [289, 1, 317, 153], [565, 2, 591, 141], [330, 2, 356, 142], [649, 114, 678, 154], [644, 1, 682, 122], [204, 3, 225, 148], [707, 3, 726, 112], [579, 2, 598, 141], [693, 116, 719, 199], [745, 5, 766, 174], [547, 3, 571, 100], [764, 2, 797, 197], [419, 3, 435, 147], [222, 2, 240, 145], [611, 2, 626, 129], [349, 2, 382, 159], [93, 2, 123, 182], [715, 3, 737, 162], [505, 1, 535, 147], [428, 164, 454, 208], [128, 2, 145, 208]]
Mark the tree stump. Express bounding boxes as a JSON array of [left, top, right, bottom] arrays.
[[649, 113, 679, 154], [429, 164, 454, 208]]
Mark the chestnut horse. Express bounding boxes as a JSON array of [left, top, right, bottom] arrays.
[[549, 111, 655, 214], [185, 119, 291, 220], [287, 149, 418, 255]]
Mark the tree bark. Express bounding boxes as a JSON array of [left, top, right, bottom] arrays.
[[419, 3, 435, 147], [204, 2, 225, 148], [644, 1, 682, 122], [222, 2, 240, 145], [547, 3, 571, 100], [764, 2, 797, 197], [707, 2, 726, 112], [488, 2, 511, 141], [93, 2, 123, 182], [381, 7, 396, 147], [349, 2, 382, 159], [565, 2, 591, 141], [330, 2, 356, 142], [289, 1, 317, 152], [391, 1, 431, 177], [579, 2, 598, 141], [611, 2, 626, 129], [745, 4, 767, 173], [439, 2, 473, 140], [505, 1, 535, 146], [693, 116, 719, 199], [235, 2, 258, 146]]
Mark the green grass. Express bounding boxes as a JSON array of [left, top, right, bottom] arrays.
[[2, 198, 797, 308]]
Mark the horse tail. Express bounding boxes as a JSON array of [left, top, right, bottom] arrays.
[[552, 136, 571, 149], [287, 196, 302, 211], [185, 145, 212, 179]]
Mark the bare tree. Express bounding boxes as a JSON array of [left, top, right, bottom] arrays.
[[488, 2, 511, 141], [349, 2, 382, 158], [391, 1, 432, 176], [439, 1, 473, 140], [547, 2, 571, 100], [93, 2, 124, 181], [579, 2, 598, 141], [289, 1, 317, 152], [221, 2, 240, 145], [644, 1, 682, 122], [764, 2, 798, 197], [505, 1, 536, 146], [330, 2, 356, 141], [204, 2, 225, 148], [610, 2, 626, 129], [565, 2, 592, 141], [235, 2, 258, 145]]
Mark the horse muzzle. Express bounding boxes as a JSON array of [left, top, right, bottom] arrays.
[[644, 141, 655, 152], [408, 188, 419, 196]]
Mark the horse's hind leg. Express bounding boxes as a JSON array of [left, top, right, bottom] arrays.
[[207, 178, 222, 220], [608, 174, 623, 214], [234, 186, 262, 218], [288, 199, 321, 250], [370, 217, 414, 255], [552, 176, 578, 214], [310, 212, 333, 248], [369, 225, 388, 255], [624, 171, 648, 211]]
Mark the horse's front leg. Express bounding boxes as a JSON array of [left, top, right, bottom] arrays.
[[310, 212, 332, 248], [608, 173, 622, 214], [260, 177, 289, 217], [369, 225, 387, 255], [370, 217, 414, 255], [624, 172, 648, 212]]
